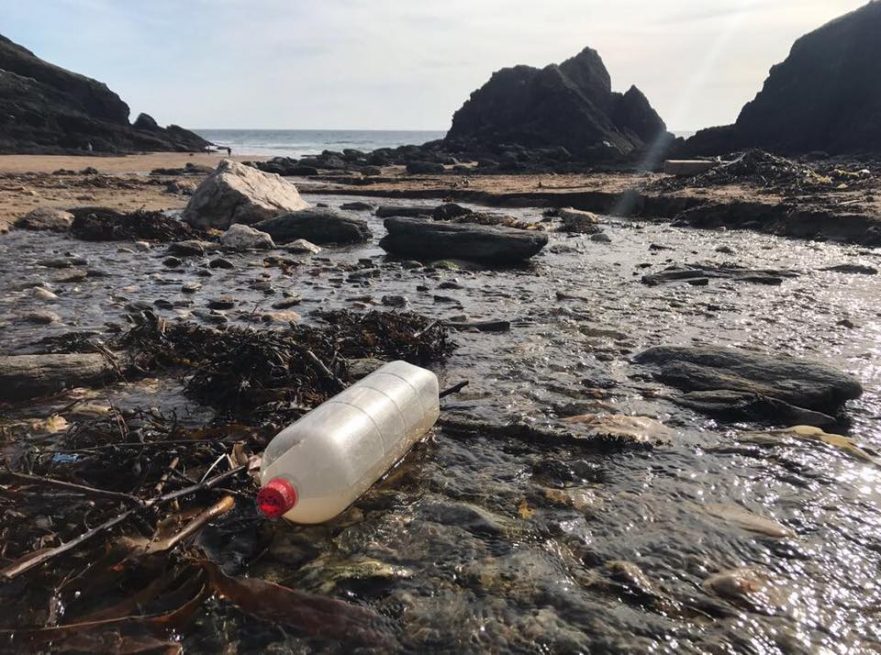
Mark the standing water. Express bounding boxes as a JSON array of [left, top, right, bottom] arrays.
[[0, 195, 879, 652]]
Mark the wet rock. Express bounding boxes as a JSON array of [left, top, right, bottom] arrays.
[[673, 389, 837, 428], [182, 159, 310, 230], [590, 232, 612, 243], [271, 297, 302, 309], [21, 310, 61, 324], [181, 282, 201, 294], [420, 500, 508, 537], [0, 353, 117, 402], [432, 203, 473, 220], [14, 207, 74, 232], [162, 256, 183, 268], [168, 240, 211, 257], [209, 258, 234, 269], [562, 413, 674, 445], [753, 425, 881, 466], [285, 238, 322, 255], [38, 256, 88, 269], [820, 264, 878, 275], [375, 205, 434, 219], [340, 201, 375, 212], [220, 223, 275, 251], [701, 503, 793, 538], [381, 295, 407, 307], [153, 298, 174, 310], [207, 297, 236, 310], [254, 208, 371, 245], [702, 567, 789, 610], [32, 287, 58, 301], [641, 265, 797, 286], [634, 345, 862, 415], [380, 217, 548, 265], [261, 310, 301, 323], [558, 207, 601, 234]]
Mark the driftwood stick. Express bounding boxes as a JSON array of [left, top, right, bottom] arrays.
[[413, 320, 439, 339], [0, 465, 248, 581], [0, 509, 136, 581], [302, 347, 345, 390], [3, 471, 143, 507], [143, 496, 236, 554], [440, 381, 469, 399]]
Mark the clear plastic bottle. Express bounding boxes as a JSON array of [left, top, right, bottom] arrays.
[[256, 360, 439, 523]]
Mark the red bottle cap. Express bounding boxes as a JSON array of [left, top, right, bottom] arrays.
[[256, 477, 298, 519]]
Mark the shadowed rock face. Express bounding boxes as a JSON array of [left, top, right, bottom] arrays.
[[686, 1, 881, 156], [0, 34, 209, 154], [445, 47, 668, 160]]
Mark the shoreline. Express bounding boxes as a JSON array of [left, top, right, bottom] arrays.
[[0, 153, 879, 247]]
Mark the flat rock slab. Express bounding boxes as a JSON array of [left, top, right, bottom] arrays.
[[255, 209, 371, 245], [380, 217, 548, 264], [634, 346, 862, 415], [642, 265, 798, 286], [0, 353, 118, 402]]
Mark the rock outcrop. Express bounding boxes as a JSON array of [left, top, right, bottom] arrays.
[[634, 346, 863, 419], [686, 1, 881, 156], [254, 209, 371, 245], [182, 160, 310, 230], [379, 217, 548, 264], [0, 34, 210, 154], [445, 47, 669, 161]]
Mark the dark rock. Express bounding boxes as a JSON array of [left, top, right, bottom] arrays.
[[376, 205, 434, 219], [253, 157, 319, 177], [641, 265, 797, 286], [207, 297, 235, 310], [209, 258, 234, 269], [0, 34, 210, 154], [69, 207, 198, 242], [380, 217, 548, 265], [634, 345, 862, 414], [685, 2, 881, 155], [432, 203, 473, 220], [445, 46, 669, 160], [162, 256, 183, 268], [340, 201, 375, 211], [132, 113, 159, 131], [14, 207, 74, 232], [820, 264, 878, 275], [168, 240, 207, 257], [406, 161, 445, 174], [254, 208, 371, 245], [673, 389, 837, 428]]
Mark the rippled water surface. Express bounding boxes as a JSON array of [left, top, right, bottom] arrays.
[[1, 196, 879, 653]]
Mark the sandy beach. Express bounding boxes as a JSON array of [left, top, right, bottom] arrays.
[[0, 153, 265, 229]]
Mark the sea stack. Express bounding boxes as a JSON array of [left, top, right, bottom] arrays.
[[444, 47, 669, 161]]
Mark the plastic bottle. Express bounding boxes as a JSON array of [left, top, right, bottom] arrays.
[[256, 360, 439, 523]]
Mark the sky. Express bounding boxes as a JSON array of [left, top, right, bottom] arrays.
[[0, 0, 869, 132]]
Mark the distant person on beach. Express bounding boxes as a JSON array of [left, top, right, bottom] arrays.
[[87, 142, 93, 152], [225, 146, 232, 156]]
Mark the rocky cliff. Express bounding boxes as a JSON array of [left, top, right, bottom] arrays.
[[0, 34, 210, 154], [686, 1, 881, 156], [445, 47, 669, 161]]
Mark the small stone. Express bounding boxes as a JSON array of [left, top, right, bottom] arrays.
[[168, 240, 207, 257], [207, 297, 236, 310], [162, 256, 183, 268], [22, 310, 61, 324], [272, 297, 302, 309], [154, 299, 175, 309], [181, 282, 201, 294], [381, 295, 407, 307], [32, 287, 58, 301], [285, 239, 322, 255], [209, 258, 234, 269], [590, 232, 612, 243]]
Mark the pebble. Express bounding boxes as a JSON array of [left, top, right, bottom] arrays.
[[207, 297, 236, 310], [590, 233, 612, 243], [209, 258, 234, 269], [162, 256, 183, 268], [22, 310, 61, 324], [32, 287, 58, 301]]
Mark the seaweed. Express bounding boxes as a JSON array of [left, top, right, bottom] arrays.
[[69, 207, 202, 242]]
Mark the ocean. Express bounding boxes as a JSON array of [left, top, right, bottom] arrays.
[[193, 129, 446, 159]]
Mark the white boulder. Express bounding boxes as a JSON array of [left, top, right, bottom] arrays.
[[220, 223, 275, 251]]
